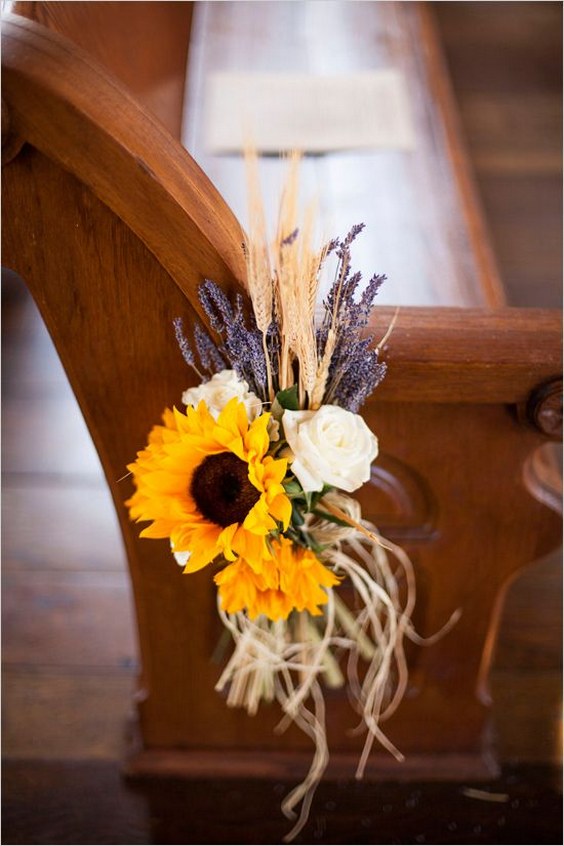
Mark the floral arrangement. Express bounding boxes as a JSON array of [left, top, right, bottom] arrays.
[[126, 154, 445, 841]]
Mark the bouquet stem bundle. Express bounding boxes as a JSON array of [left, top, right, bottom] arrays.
[[216, 498, 414, 842]]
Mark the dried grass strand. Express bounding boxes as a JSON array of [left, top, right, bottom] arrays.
[[245, 148, 275, 398], [214, 514, 428, 839]]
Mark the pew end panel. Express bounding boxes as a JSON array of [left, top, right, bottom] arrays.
[[2, 9, 562, 782]]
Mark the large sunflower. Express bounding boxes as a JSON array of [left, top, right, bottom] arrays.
[[126, 398, 291, 572]]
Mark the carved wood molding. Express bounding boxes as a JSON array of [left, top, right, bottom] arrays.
[[362, 453, 438, 541]]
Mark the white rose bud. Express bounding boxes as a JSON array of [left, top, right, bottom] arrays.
[[283, 405, 378, 493], [182, 370, 263, 420]]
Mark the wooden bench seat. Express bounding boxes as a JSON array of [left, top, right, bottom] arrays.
[[184, 1, 505, 309], [2, 1, 561, 784]]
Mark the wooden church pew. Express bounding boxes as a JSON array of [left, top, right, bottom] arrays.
[[2, 2, 561, 784]]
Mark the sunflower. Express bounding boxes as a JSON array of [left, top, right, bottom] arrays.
[[215, 537, 340, 620], [126, 398, 292, 573]]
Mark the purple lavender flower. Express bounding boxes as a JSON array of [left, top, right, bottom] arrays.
[[281, 228, 299, 247], [174, 280, 272, 400], [174, 225, 387, 412], [173, 317, 201, 376], [194, 323, 227, 375], [318, 226, 387, 411]]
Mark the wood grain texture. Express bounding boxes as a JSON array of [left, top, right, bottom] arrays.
[[474, 176, 562, 308], [493, 551, 563, 671], [2, 4, 561, 780], [11, 1, 194, 139], [3, 673, 136, 760], [490, 671, 562, 764], [2, 485, 125, 572], [183, 1, 504, 308], [2, 12, 246, 320], [2, 570, 137, 668], [369, 307, 562, 403]]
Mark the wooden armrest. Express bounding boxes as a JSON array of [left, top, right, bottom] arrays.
[[10, 1, 194, 139], [370, 306, 562, 404], [2, 11, 245, 319]]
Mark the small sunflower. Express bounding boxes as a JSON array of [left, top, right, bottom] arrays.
[[215, 536, 340, 620], [126, 398, 292, 573]]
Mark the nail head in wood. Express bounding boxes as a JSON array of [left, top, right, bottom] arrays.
[[526, 378, 563, 440]]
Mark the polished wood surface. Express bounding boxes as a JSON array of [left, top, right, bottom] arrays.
[[11, 1, 194, 139], [2, 12, 246, 310], [3, 285, 561, 770], [2, 0, 561, 798], [365, 307, 561, 403], [184, 1, 505, 309]]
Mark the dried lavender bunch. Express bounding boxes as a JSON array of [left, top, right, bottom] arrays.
[[174, 224, 387, 412], [317, 225, 387, 412], [173, 280, 272, 400]]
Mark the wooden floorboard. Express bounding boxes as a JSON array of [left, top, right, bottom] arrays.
[[2, 673, 136, 760], [2, 761, 562, 845], [2, 570, 136, 668], [2, 485, 125, 572]]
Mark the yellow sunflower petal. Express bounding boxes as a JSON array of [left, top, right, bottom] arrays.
[[243, 497, 277, 534], [267, 493, 292, 528], [213, 538, 339, 621], [245, 412, 270, 459], [139, 520, 180, 539]]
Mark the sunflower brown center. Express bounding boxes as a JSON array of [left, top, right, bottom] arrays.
[[190, 453, 261, 528]]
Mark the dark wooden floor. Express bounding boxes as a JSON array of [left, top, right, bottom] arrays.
[[2, 2, 562, 844], [2, 761, 562, 845]]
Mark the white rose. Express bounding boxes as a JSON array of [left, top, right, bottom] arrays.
[[283, 405, 378, 493], [182, 370, 263, 420]]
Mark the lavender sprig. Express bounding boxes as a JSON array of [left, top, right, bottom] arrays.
[[174, 281, 272, 400], [318, 226, 387, 411], [173, 317, 203, 377], [194, 323, 228, 375]]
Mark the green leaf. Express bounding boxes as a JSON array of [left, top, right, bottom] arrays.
[[283, 478, 303, 498], [299, 532, 324, 555], [275, 385, 299, 411], [308, 485, 334, 510], [285, 526, 307, 548], [291, 502, 305, 527]]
